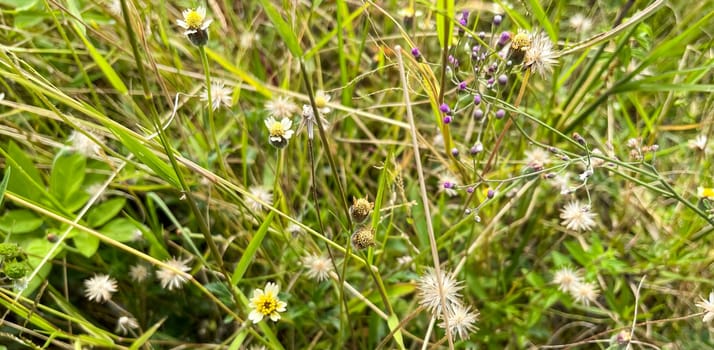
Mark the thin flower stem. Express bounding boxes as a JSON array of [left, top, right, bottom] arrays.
[[482, 69, 531, 176], [298, 60, 353, 231], [307, 137, 352, 344], [119, 0, 239, 306], [198, 46, 228, 176], [395, 45, 454, 350]]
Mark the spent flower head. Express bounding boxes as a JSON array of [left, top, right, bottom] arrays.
[[245, 186, 273, 212], [349, 196, 374, 223], [265, 96, 298, 119], [696, 292, 714, 323], [552, 267, 582, 292], [560, 201, 597, 232], [68, 130, 103, 157], [248, 282, 287, 323], [265, 117, 294, 149], [299, 104, 329, 140], [156, 257, 191, 291], [201, 81, 232, 111], [524, 31, 557, 78], [571, 281, 599, 306], [129, 264, 150, 283], [116, 316, 139, 335], [301, 254, 333, 282], [438, 304, 479, 340], [689, 135, 708, 153], [417, 268, 464, 315], [84, 274, 118, 303]]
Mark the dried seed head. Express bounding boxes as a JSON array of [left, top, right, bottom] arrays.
[[351, 226, 375, 250], [349, 196, 374, 223]]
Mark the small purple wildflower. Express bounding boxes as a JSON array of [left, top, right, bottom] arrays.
[[498, 74, 508, 85], [443, 115, 452, 124], [493, 15, 502, 26], [439, 103, 451, 114], [498, 32, 511, 46], [473, 109, 484, 119], [451, 147, 459, 157], [466, 187, 474, 193], [458, 81, 467, 90], [495, 109, 505, 119], [411, 47, 422, 60], [473, 93, 481, 105], [487, 189, 495, 199]]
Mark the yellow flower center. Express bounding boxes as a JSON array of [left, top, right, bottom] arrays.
[[255, 294, 279, 315], [511, 32, 531, 51], [315, 95, 327, 108], [184, 10, 203, 29], [269, 121, 285, 137]]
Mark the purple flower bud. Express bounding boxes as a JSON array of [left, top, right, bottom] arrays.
[[495, 109, 505, 119], [451, 147, 459, 157], [439, 103, 450, 114], [487, 189, 495, 198], [443, 181, 453, 189], [459, 17, 467, 26], [498, 32, 511, 46], [466, 187, 474, 193], [473, 109, 484, 119], [458, 81, 467, 90], [443, 115, 452, 124], [411, 47, 421, 59], [473, 93, 481, 105], [478, 31, 486, 39], [498, 74, 508, 85], [494, 15, 502, 26], [487, 77, 494, 86], [473, 142, 483, 153]]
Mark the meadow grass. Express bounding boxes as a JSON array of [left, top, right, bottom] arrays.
[[0, 0, 713, 349]]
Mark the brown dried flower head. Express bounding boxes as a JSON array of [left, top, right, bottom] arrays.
[[351, 226, 375, 250], [349, 196, 374, 223]]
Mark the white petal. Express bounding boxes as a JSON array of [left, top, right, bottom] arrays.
[[265, 282, 279, 295], [249, 310, 263, 324], [269, 312, 281, 322]]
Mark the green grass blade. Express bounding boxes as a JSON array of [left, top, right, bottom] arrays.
[[257, 0, 303, 57], [72, 26, 128, 95], [436, 0, 454, 48], [231, 211, 275, 286], [527, 0, 556, 40], [129, 318, 166, 350], [0, 167, 10, 208]]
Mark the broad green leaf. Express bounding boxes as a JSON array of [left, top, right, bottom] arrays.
[[72, 26, 128, 94], [0, 209, 44, 234], [72, 232, 100, 258], [100, 218, 143, 243], [87, 197, 126, 227], [49, 150, 86, 206], [4, 141, 44, 202], [0, 167, 9, 208], [257, 0, 303, 57], [21, 238, 59, 296]]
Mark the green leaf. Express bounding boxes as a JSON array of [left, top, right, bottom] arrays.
[[129, 318, 165, 350], [66, 0, 85, 36], [526, 0, 556, 41], [73, 232, 100, 258], [100, 218, 142, 243], [3, 141, 44, 202], [0, 209, 44, 234], [21, 238, 59, 296], [109, 127, 180, 188], [72, 25, 128, 95], [435, 0, 454, 48], [0, 0, 40, 11], [0, 167, 10, 208], [231, 211, 275, 287], [257, 0, 303, 57], [87, 197, 126, 227], [49, 150, 86, 206]]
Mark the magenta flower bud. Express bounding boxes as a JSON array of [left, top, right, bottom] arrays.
[[411, 47, 421, 59], [494, 15, 502, 25], [473, 93, 481, 105], [443, 181, 453, 189], [487, 77, 494, 86], [466, 187, 474, 193], [473, 109, 484, 119], [458, 81, 467, 90], [498, 32, 511, 46], [439, 103, 451, 113], [495, 109, 505, 119], [451, 147, 459, 157], [498, 74, 508, 85], [487, 189, 495, 198], [443, 115, 452, 124]]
